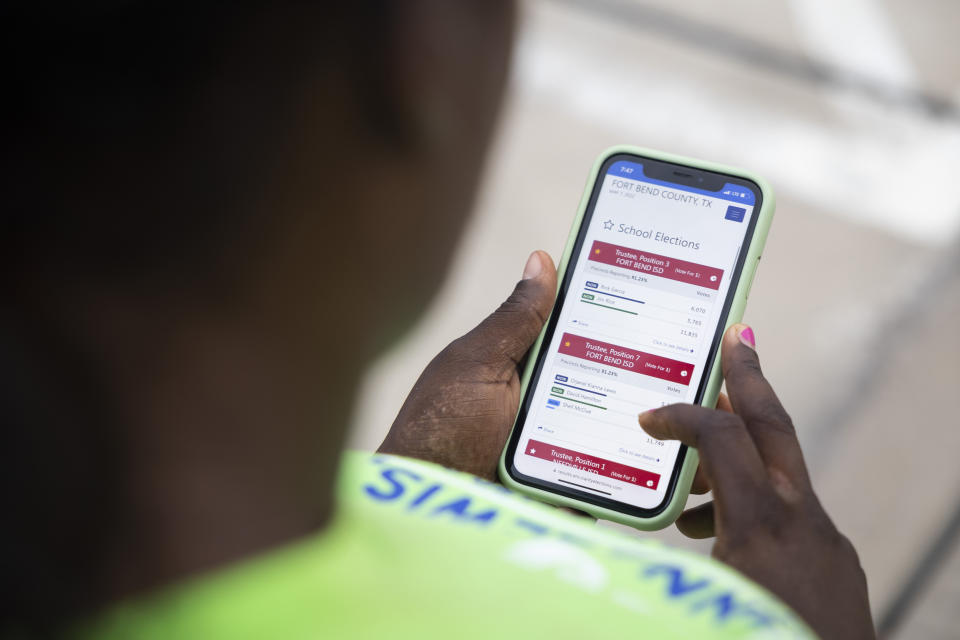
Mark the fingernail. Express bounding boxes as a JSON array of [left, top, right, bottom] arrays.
[[522, 252, 543, 280], [738, 325, 756, 350]]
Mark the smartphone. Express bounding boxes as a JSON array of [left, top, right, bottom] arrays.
[[498, 146, 774, 530]]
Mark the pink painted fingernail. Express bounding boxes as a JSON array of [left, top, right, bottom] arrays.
[[738, 326, 756, 350]]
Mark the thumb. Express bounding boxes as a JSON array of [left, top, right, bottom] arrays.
[[459, 250, 557, 369]]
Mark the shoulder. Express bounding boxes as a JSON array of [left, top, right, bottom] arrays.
[[84, 452, 814, 639], [333, 451, 815, 639]]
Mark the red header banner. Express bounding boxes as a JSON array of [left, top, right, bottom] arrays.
[[588, 240, 724, 290], [525, 439, 661, 490], [557, 332, 693, 385]]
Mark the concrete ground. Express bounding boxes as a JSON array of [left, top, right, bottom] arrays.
[[348, 1, 960, 635]]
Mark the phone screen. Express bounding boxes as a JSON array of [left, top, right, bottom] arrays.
[[505, 153, 761, 515]]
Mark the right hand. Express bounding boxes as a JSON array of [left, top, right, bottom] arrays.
[[639, 324, 874, 640]]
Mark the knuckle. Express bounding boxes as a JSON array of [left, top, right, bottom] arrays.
[[769, 468, 810, 506], [747, 401, 796, 436], [835, 532, 858, 557], [500, 286, 550, 329], [724, 359, 763, 392], [820, 525, 863, 570], [836, 534, 869, 582], [730, 353, 764, 380], [815, 513, 846, 547]]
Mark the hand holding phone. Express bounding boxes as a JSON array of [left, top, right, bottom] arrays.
[[640, 324, 875, 640], [499, 146, 774, 529], [378, 251, 558, 481]]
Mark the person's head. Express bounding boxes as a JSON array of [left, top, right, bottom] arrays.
[[1, 1, 515, 632]]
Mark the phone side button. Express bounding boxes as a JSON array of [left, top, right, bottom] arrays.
[[745, 257, 761, 299]]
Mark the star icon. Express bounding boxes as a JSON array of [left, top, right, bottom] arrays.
[[603, 219, 614, 230], [529, 448, 536, 455]]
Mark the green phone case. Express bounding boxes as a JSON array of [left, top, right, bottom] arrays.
[[497, 145, 775, 530]]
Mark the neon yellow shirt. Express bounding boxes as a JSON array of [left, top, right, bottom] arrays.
[[84, 452, 815, 639]]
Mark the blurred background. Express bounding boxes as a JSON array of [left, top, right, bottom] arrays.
[[348, 1, 960, 636]]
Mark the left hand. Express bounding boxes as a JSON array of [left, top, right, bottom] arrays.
[[638, 324, 874, 638], [378, 251, 557, 481]]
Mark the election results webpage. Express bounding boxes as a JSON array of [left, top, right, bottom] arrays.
[[514, 160, 757, 510]]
